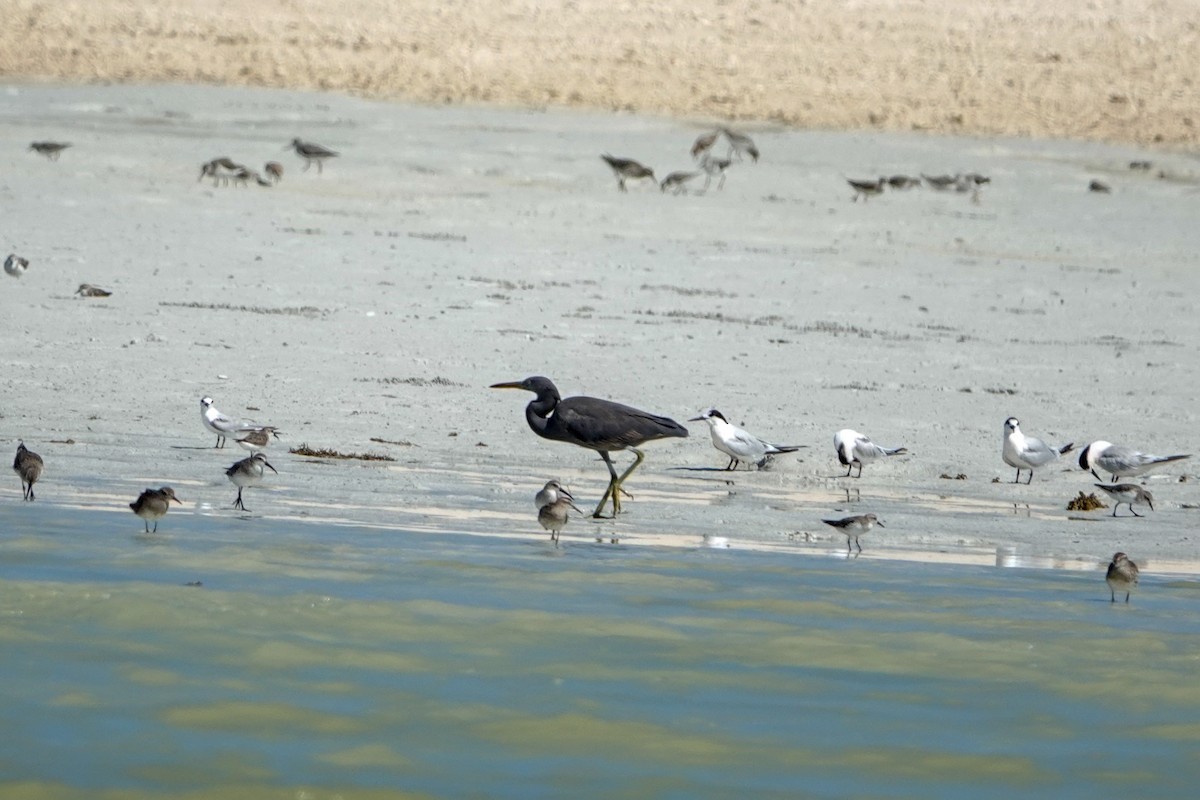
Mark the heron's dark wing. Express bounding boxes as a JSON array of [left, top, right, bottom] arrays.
[[553, 397, 687, 451]]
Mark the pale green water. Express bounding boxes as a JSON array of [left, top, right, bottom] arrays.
[[2, 502, 1199, 799]]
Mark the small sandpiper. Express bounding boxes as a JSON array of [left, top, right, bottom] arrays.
[[75, 283, 112, 298], [660, 170, 701, 195], [822, 513, 883, 554], [721, 128, 759, 162], [236, 426, 281, 453], [886, 175, 921, 190], [13, 442, 43, 501], [538, 495, 583, 546], [30, 141, 71, 160], [4, 254, 30, 278], [690, 130, 721, 160], [199, 157, 241, 187], [1105, 552, 1139, 603], [535, 479, 573, 509], [1094, 483, 1154, 517], [130, 486, 182, 533], [289, 138, 338, 174], [600, 154, 655, 192], [922, 173, 960, 191], [264, 161, 284, 183], [227, 452, 278, 512], [848, 177, 886, 202]]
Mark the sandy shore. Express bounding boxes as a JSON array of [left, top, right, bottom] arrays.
[[1, 82, 1199, 575], [1, 0, 1197, 146]]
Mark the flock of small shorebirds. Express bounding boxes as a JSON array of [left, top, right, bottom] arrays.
[[12, 138, 1170, 605]]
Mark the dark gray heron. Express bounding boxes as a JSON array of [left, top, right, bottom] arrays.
[[490, 376, 688, 518]]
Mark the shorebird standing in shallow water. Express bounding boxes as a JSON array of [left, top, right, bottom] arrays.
[[130, 487, 181, 533], [822, 513, 883, 554], [13, 442, 43, 501], [1106, 552, 1139, 603], [1002, 417, 1073, 484], [538, 494, 584, 545], [289, 138, 338, 173], [4, 254, 29, 278], [1094, 484, 1154, 517], [1078, 441, 1191, 482], [834, 429, 906, 478], [690, 409, 805, 471], [490, 376, 688, 518], [600, 154, 655, 192], [75, 283, 112, 298], [226, 452, 277, 512], [30, 141, 70, 160]]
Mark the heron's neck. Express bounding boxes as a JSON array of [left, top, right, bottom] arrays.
[[524, 393, 558, 437]]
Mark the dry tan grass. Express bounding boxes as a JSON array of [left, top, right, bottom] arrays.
[[2, 0, 1195, 145]]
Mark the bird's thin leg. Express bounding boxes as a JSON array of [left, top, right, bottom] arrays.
[[234, 489, 246, 511], [153, 521, 158, 533], [592, 452, 621, 518], [144, 520, 151, 533], [1013, 468, 1021, 484], [1110, 590, 1116, 603], [843, 463, 852, 478], [1124, 592, 1130, 603], [846, 539, 852, 554], [303, 160, 311, 172], [854, 462, 863, 479], [725, 456, 736, 471], [1131, 506, 1143, 518], [1025, 470, 1033, 485], [856, 537, 862, 553], [1111, 505, 1119, 517], [611, 448, 646, 514]]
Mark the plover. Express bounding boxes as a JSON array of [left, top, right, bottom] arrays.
[[700, 155, 731, 191], [264, 161, 284, 183], [689, 409, 805, 471], [75, 283, 112, 298], [4, 254, 30, 278], [236, 426, 281, 453], [30, 141, 70, 160], [1094, 483, 1154, 517], [1105, 552, 1139, 603], [834, 429, 907, 478], [690, 130, 721, 160], [1078, 441, 1190, 481], [226, 452, 277, 512], [822, 513, 883, 554], [1002, 417, 1073, 484], [660, 170, 701, 195], [289, 138, 338, 173], [201, 396, 273, 448], [129, 486, 181, 533], [847, 177, 886, 202], [600, 154, 655, 192], [538, 495, 583, 545], [721, 128, 759, 162], [13, 442, 43, 501]]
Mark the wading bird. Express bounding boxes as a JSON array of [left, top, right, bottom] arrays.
[[491, 376, 687, 518]]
